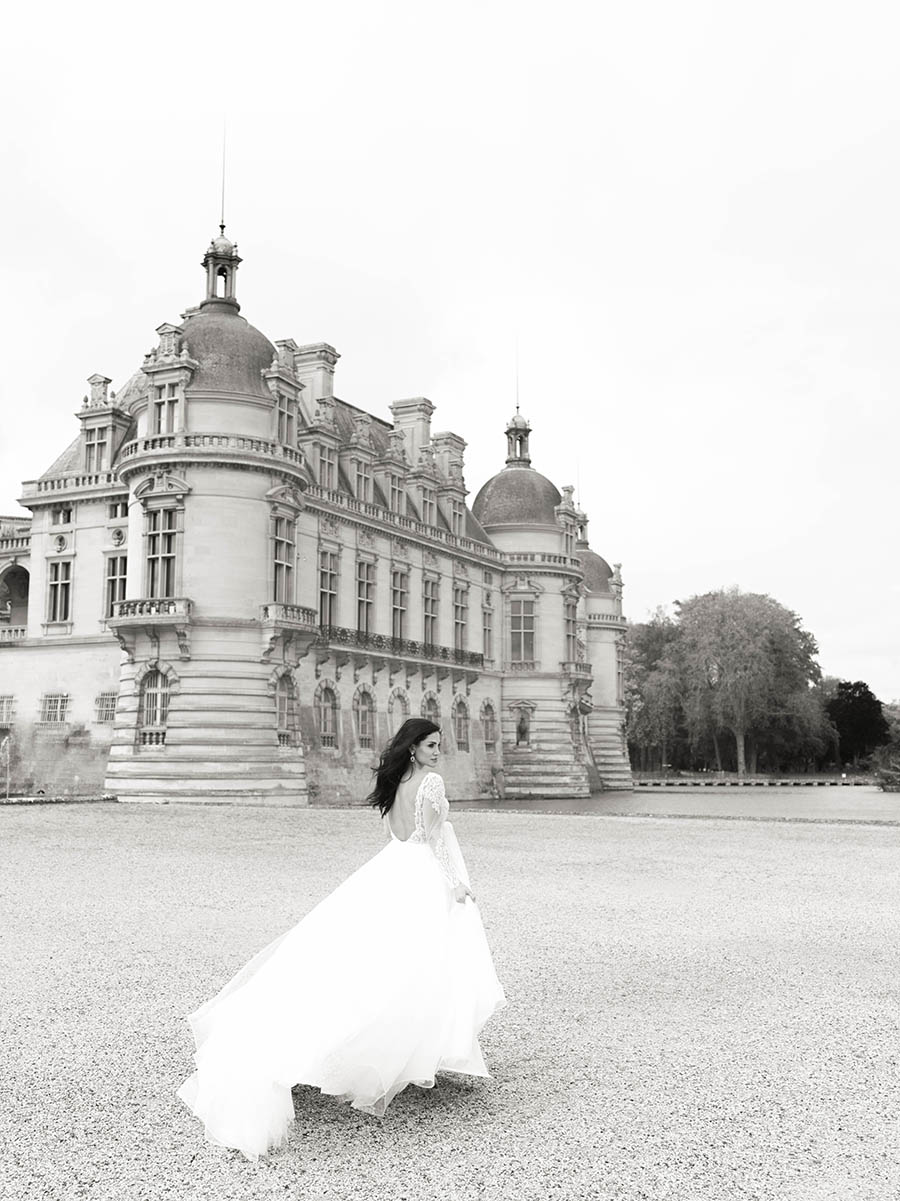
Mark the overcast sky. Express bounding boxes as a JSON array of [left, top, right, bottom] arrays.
[[1, 1, 897, 701]]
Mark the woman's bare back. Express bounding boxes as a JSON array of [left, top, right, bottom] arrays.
[[387, 771, 429, 842]]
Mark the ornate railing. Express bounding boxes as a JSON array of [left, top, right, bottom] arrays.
[[21, 472, 121, 497], [260, 603, 318, 626], [119, 433, 306, 467], [305, 485, 503, 561], [320, 625, 483, 668], [0, 626, 27, 643], [110, 598, 192, 620], [503, 660, 539, 671], [504, 552, 583, 569], [561, 661, 592, 676]]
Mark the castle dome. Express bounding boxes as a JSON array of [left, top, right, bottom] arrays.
[[472, 466, 562, 527], [181, 304, 275, 399], [578, 546, 613, 595]]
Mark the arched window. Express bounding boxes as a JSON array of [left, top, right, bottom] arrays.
[[481, 701, 497, 752], [315, 684, 339, 748], [139, 669, 169, 746], [276, 675, 297, 747], [388, 689, 409, 735], [353, 687, 375, 750], [453, 697, 470, 752], [421, 693, 440, 725]]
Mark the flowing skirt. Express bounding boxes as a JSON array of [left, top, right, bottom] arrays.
[[176, 823, 506, 1159]]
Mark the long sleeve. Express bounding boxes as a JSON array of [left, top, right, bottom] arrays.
[[420, 772, 460, 889]]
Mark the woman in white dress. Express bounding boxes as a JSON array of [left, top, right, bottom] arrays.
[[177, 718, 507, 1160]]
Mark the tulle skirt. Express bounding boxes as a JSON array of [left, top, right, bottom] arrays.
[[176, 822, 507, 1160]]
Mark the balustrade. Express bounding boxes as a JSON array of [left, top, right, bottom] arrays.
[[260, 603, 318, 627], [0, 626, 27, 643], [319, 624, 483, 668]]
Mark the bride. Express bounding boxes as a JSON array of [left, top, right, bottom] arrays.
[[177, 718, 507, 1160]]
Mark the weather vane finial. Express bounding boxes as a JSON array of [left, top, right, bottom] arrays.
[[220, 119, 227, 236]]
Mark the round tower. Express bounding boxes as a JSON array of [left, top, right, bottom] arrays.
[[106, 229, 316, 803]]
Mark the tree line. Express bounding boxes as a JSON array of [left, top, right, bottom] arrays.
[[624, 588, 896, 775]]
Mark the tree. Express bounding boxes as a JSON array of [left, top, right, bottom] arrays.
[[624, 609, 682, 771], [675, 589, 822, 776], [825, 681, 890, 766]]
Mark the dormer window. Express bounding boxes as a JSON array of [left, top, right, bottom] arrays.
[[318, 444, 337, 490], [450, 499, 465, 536], [420, 486, 436, 526], [389, 473, 405, 514], [276, 393, 296, 445], [84, 427, 109, 473], [563, 527, 575, 556], [153, 384, 178, 435], [355, 459, 372, 503]]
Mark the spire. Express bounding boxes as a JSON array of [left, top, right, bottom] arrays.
[[505, 409, 531, 467], [201, 223, 242, 312]]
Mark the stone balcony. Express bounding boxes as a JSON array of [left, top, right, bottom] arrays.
[[107, 598, 193, 661], [561, 660, 592, 677], [317, 624, 483, 689], [0, 626, 27, 645], [260, 603, 319, 661], [116, 433, 310, 488]]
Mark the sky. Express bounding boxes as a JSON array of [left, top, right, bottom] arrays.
[[1, 0, 897, 701]]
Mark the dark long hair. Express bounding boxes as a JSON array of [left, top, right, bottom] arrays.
[[366, 718, 440, 816]]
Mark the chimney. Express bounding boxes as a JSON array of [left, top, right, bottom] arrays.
[[293, 343, 340, 419], [390, 398, 435, 466]]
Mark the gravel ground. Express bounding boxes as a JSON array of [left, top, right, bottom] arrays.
[[1, 800, 898, 1201]]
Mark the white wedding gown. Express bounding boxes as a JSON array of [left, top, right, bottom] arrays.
[[177, 772, 507, 1160]]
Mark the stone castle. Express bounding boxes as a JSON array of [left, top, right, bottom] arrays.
[[0, 227, 632, 804]]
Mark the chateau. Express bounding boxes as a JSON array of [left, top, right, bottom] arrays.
[[0, 229, 632, 804]]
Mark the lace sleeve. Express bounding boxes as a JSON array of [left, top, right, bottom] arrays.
[[420, 773, 459, 888]]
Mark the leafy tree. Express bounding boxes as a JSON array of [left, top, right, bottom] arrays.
[[675, 589, 822, 776], [624, 609, 682, 770], [825, 681, 890, 766]]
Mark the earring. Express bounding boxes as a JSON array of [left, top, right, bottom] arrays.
[[410, 749, 415, 760]]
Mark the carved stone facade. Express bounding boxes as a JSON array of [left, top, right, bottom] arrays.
[[0, 230, 631, 803]]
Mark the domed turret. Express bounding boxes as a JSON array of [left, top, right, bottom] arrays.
[[472, 410, 562, 529]]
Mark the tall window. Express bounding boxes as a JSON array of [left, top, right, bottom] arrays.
[[423, 577, 439, 646], [453, 698, 470, 751], [388, 690, 409, 734], [389, 474, 405, 514], [356, 560, 375, 634], [318, 444, 337, 490], [353, 689, 375, 749], [272, 517, 294, 604], [420, 487, 436, 526], [106, 555, 127, 618], [510, 599, 535, 663], [276, 394, 296, 445], [47, 561, 72, 622], [391, 570, 408, 640], [146, 510, 177, 598], [482, 702, 497, 751], [139, 669, 169, 745], [316, 685, 338, 748], [0, 695, 14, 724], [563, 527, 575, 557], [450, 499, 465, 536], [319, 549, 339, 626], [276, 676, 296, 746], [153, 384, 178, 435], [84, 426, 109, 472], [453, 585, 468, 652], [355, 459, 372, 502], [565, 602, 578, 662], [422, 694, 440, 724], [40, 693, 69, 723], [482, 603, 494, 661]]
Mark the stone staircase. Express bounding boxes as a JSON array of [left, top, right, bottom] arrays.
[[588, 705, 633, 791]]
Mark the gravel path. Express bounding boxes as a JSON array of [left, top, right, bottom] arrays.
[[1, 801, 898, 1201]]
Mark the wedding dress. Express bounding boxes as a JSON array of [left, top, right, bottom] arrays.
[[176, 772, 507, 1160]]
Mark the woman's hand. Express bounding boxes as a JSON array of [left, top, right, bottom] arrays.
[[452, 883, 476, 905]]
